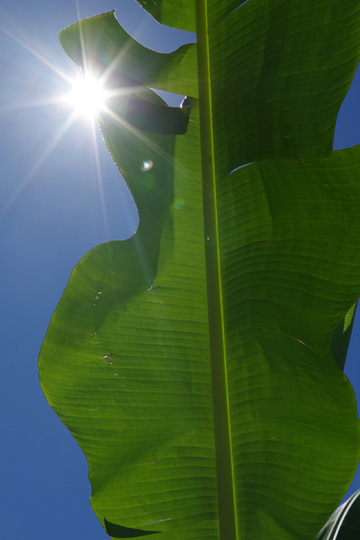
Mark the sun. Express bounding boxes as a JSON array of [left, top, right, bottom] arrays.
[[66, 75, 107, 119]]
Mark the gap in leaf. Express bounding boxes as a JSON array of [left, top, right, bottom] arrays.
[[114, 0, 196, 54], [333, 63, 360, 150], [150, 89, 186, 108]]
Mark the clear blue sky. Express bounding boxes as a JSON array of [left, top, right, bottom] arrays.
[[0, 1, 359, 539]]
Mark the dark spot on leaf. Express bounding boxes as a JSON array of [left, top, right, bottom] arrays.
[[126, 93, 190, 135]]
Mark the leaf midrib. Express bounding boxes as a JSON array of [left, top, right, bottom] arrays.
[[195, 0, 238, 539]]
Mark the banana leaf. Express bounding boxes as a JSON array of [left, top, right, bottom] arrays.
[[39, 2, 360, 539]]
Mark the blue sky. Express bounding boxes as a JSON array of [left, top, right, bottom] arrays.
[[0, 1, 359, 539]]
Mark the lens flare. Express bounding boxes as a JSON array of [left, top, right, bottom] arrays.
[[141, 160, 154, 172]]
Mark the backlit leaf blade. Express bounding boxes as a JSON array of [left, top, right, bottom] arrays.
[[209, 0, 360, 174], [39, 2, 360, 540], [217, 151, 360, 538], [39, 101, 218, 536], [39, 94, 360, 538]]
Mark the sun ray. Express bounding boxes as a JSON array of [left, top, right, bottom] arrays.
[[0, 113, 77, 219], [89, 116, 110, 241], [0, 95, 75, 113], [0, 11, 99, 117], [0, 21, 71, 83]]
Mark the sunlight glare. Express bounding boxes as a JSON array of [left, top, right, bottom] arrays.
[[66, 76, 107, 119]]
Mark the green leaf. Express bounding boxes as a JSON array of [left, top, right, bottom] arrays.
[[39, 2, 360, 540], [316, 489, 360, 540]]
